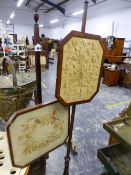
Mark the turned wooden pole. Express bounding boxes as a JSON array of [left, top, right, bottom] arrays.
[[63, 105, 76, 175], [63, 1, 88, 175], [81, 0, 89, 33], [34, 13, 46, 175], [34, 13, 42, 104]]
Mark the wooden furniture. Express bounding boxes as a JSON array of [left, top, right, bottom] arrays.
[[19, 60, 26, 72], [118, 63, 131, 88], [103, 68, 120, 86], [108, 104, 131, 145], [28, 50, 49, 69], [13, 44, 26, 58], [115, 38, 125, 58], [103, 38, 125, 63], [98, 143, 131, 175], [97, 104, 131, 175]]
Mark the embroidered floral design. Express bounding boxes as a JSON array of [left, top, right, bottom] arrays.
[[18, 110, 65, 154], [60, 37, 103, 103]]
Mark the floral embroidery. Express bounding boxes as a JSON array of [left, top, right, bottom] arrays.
[[18, 110, 65, 154]]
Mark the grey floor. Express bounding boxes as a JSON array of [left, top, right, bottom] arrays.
[[1, 59, 131, 175]]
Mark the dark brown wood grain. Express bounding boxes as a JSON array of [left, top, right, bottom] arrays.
[[35, 51, 42, 103], [34, 13, 42, 104], [103, 68, 120, 86], [63, 105, 76, 175], [55, 30, 104, 107]]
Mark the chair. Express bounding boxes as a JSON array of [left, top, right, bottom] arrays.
[[19, 60, 26, 72]]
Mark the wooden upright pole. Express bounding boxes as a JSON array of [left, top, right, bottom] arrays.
[[81, 0, 88, 33], [34, 13, 46, 175], [34, 13, 42, 104], [63, 1, 88, 175], [63, 105, 76, 175]]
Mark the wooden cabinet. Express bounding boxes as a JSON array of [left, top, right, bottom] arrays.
[[28, 50, 49, 69], [103, 38, 125, 63], [103, 68, 120, 86], [118, 63, 131, 88], [115, 38, 125, 62]]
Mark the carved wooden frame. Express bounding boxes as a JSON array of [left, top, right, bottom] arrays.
[[55, 30, 104, 106], [6, 100, 70, 168]]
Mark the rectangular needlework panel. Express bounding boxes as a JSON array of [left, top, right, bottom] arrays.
[[56, 30, 104, 106], [6, 101, 69, 167]]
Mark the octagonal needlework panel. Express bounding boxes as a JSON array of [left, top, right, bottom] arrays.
[[6, 101, 69, 167], [56, 31, 104, 106]]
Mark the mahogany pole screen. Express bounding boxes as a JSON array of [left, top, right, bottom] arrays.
[[55, 31, 104, 106], [6, 101, 69, 167], [55, 1, 104, 175], [34, 13, 42, 104], [34, 13, 45, 175]]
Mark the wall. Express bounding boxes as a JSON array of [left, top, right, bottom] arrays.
[[11, 25, 50, 44], [13, 25, 33, 43], [3, 7, 131, 43], [0, 1, 47, 44], [46, 8, 131, 41]]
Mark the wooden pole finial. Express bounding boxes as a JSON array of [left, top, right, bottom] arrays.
[[34, 13, 39, 24], [34, 13, 40, 45]]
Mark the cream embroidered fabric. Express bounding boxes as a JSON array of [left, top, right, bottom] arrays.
[[8, 102, 68, 167], [60, 37, 103, 103]]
